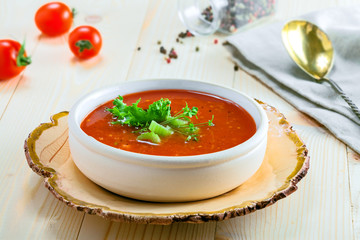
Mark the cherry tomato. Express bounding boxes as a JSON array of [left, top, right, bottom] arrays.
[[68, 26, 102, 59], [35, 2, 73, 36], [0, 40, 31, 81]]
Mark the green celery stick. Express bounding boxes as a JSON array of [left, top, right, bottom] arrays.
[[149, 120, 173, 137], [137, 132, 161, 144], [168, 118, 188, 127]]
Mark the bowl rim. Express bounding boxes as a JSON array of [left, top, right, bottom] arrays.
[[68, 78, 268, 168]]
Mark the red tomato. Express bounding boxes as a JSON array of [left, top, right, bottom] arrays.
[[0, 40, 31, 80], [68, 26, 102, 59], [35, 2, 73, 36]]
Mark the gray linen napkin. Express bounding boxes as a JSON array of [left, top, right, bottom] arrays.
[[225, 6, 360, 154]]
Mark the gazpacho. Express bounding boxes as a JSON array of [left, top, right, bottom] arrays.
[[80, 89, 256, 156]]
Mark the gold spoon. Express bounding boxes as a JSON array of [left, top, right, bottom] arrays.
[[281, 20, 360, 119]]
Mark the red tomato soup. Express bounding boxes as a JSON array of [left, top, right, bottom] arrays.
[[80, 90, 257, 156]]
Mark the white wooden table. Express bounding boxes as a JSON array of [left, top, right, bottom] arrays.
[[1, 0, 359, 239]]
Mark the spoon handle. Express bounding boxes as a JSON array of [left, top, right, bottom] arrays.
[[326, 78, 360, 120]]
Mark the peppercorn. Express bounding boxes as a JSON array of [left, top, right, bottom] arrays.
[[178, 30, 194, 38], [160, 46, 167, 54], [169, 48, 178, 59]]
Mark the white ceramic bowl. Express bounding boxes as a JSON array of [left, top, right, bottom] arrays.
[[68, 79, 268, 202]]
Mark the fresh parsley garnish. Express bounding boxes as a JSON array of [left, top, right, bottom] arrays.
[[106, 96, 214, 144]]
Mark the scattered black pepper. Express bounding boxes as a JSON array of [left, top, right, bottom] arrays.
[[157, 40, 161, 45], [178, 31, 186, 38], [137, 47, 141, 51], [178, 30, 194, 38], [195, 46, 200, 52], [234, 65, 239, 71], [175, 38, 184, 44], [160, 46, 167, 54]]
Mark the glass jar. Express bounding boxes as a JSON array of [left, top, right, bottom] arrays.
[[177, 0, 277, 35]]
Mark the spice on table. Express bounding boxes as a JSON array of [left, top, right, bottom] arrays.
[[234, 65, 239, 71], [157, 40, 161, 45], [160, 46, 167, 54], [169, 48, 178, 59], [165, 57, 171, 64], [178, 31, 186, 38], [137, 47, 141, 51], [195, 46, 200, 52], [176, 38, 184, 44], [214, 39, 218, 44], [178, 30, 194, 38], [186, 31, 193, 37]]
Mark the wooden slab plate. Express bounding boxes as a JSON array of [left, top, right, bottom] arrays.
[[24, 101, 309, 225]]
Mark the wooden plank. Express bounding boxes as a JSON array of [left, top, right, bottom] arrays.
[[126, 0, 234, 87], [216, 119, 353, 239], [0, 0, 41, 117], [0, 0, 358, 239], [220, 59, 355, 239], [0, 0, 148, 238], [78, 215, 216, 240], [348, 148, 360, 240], [0, 156, 85, 238]]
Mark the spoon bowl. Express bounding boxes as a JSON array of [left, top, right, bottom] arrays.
[[282, 20, 360, 119], [282, 20, 334, 80]]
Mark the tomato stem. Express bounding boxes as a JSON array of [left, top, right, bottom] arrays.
[[71, 8, 77, 18], [75, 40, 93, 52], [16, 41, 31, 67]]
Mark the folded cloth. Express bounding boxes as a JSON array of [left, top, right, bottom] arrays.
[[225, 6, 360, 154]]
